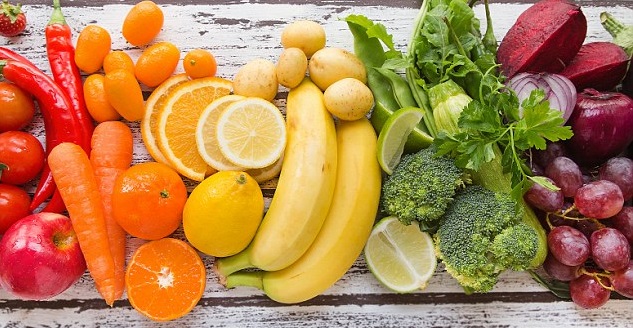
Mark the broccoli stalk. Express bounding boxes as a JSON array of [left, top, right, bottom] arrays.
[[435, 185, 543, 294]]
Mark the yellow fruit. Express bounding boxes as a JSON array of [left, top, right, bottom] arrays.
[[141, 74, 190, 165], [183, 171, 264, 257], [195, 94, 246, 171], [222, 118, 381, 304], [245, 153, 283, 184], [216, 97, 286, 169], [215, 77, 337, 274], [156, 77, 232, 181]]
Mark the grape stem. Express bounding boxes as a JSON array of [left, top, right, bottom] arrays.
[[579, 267, 615, 291], [545, 207, 608, 230]]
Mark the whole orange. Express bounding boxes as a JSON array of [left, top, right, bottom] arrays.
[[122, 0, 164, 47], [183, 49, 217, 79], [112, 162, 188, 240]]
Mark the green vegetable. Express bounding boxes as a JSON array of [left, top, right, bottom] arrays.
[[427, 80, 472, 135], [381, 146, 468, 232], [601, 12, 633, 57], [435, 185, 546, 294]]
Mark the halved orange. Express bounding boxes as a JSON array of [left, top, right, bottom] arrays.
[[156, 77, 232, 181], [126, 238, 206, 322], [141, 73, 189, 165]]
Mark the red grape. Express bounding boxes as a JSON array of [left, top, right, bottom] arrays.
[[591, 228, 630, 271], [524, 176, 564, 212], [545, 157, 584, 198], [543, 253, 580, 282], [599, 157, 633, 201], [575, 180, 624, 219], [610, 206, 633, 246], [548, 225, 591, 266], [533, 142, 569, 168], [569, 274, 611, 309], [611, 263, 633, 298]]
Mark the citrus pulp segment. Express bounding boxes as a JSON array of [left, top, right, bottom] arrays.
[[364, 216, 437, 293], [195, 94, 246, 171], [141, 73, 189, 165], [125, 238, 205, 322], [216, 97, 286, 169], [156, 76, 232, 181]]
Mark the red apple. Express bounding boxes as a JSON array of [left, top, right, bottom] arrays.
[[0, 212, 86, 300]]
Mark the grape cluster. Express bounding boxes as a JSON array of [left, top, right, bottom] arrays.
[[526, 142, 633, 309]]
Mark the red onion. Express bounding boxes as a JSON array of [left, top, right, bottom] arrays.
[[507, 72, 577, 123], [566, 89, 633, 167]]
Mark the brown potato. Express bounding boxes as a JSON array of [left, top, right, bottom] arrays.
[[281, 20, 326, 58], [308, 48, 367, 91], [276, 48, 308, 89], [233, 58, 279, 101], [324, 78, 374, 121]]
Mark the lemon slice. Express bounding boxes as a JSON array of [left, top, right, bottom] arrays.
[[364, 216, 437, 293], [195, 95, 247, 171], [245, 153, 284, 184], [157, 77, 233, 181], [141, 73, 190, 164], [216, 98, 286, 169]]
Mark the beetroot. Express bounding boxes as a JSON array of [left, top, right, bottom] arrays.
[[497, 0, 587, 78], [560, 42, 630, 91]]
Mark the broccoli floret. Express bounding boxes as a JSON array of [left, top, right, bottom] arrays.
[[381, 146, 467, 230], [435, 185, 542, 294]]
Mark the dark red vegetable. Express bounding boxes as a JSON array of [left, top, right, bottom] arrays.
[[0, 59, 83, 212], [559, 42, 630, 91], [566, 89, 633, 167], [497, 0, 587, 78]]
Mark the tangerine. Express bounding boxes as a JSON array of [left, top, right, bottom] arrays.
[[112, 162, 187, 240], [126, 238, 205, 321]]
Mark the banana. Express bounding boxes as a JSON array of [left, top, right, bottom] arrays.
[[223, 117, 382, 304], [214, 77, 337, 275]]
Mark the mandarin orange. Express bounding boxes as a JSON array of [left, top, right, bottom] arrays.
[[126, 238, 206, 321], [112, 162, 187, 240]]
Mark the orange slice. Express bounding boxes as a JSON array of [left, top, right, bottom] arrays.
[[125, 238, 206, 322], [141, 73, 190, 165], [156, 77, 232, 181]]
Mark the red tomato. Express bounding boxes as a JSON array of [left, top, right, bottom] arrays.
[[0, 131, 45, 185], [0, 82, 36, 133], [0, 184, 31, 234]]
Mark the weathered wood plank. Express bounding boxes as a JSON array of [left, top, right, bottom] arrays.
[[2, 1, 633, 326]]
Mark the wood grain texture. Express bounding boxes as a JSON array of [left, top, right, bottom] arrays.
[[2, 0, 633, 327]]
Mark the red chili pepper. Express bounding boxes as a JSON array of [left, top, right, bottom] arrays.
[[46, 0, 93, 152], [0, 47, 39, 69], [0, 59, 83, 212]]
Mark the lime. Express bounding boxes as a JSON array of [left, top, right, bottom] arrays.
[[376, 106, 426, 174], [364, 216, 437, 293], [370, 104, 433, 153]]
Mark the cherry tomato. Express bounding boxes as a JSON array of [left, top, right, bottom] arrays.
[[0, 131, 45, 185], [0, 82, 36, 133], [0, 184, 31, 234]]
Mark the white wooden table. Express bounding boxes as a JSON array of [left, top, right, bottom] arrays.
[[2, 0, 633, 326]]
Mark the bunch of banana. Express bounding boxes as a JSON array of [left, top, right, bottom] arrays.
[[214, 77, 382, 303]]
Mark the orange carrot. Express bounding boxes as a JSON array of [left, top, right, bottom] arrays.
[[90, 121, 133, 303], [48, 142, 116, 306]]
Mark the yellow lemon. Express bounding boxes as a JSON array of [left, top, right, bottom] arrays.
[[182, 171, 264, 257]]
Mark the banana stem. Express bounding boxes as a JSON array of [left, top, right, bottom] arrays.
[[214, 250, 254, 279], [225, 271, 265, 291]]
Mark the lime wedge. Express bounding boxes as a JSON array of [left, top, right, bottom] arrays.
[[376, 107, 425, 174], [364, 216, 437, 293], [371, 104, 433, 154]]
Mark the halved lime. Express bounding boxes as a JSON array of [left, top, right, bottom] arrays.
[[376, 106, 426, 174], [364, 216, 437, 293], [371, 104, 433, 154]]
